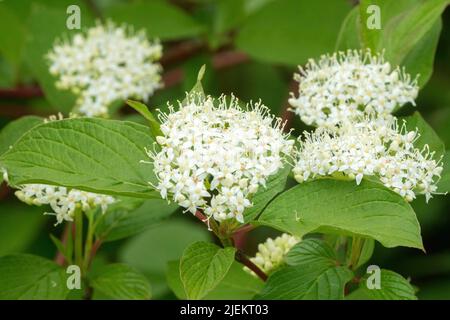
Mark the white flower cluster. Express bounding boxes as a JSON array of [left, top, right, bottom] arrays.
[[245, 233, 300, 276], [150, 94, 294, 224], [47, 21, 163, 117], [288, 50, 419, 127], [293, 117, 443, 202], [15, 184, 115, 225]]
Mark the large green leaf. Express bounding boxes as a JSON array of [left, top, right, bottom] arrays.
[[96, 198, 178, 242], [0, 254, 69, 299], [257, 179, 423, 249], [257, 239, 353, 299], [244, 165, 290, 222], [180, 241, 235, 300], [236, 0, 351, 66], [0, 116, 43, 156], [167, 261, 263, 300], [105, 1, 204, 41], [335, 7, 362, 51], [381, 0, 449, 68], [347, 269, 417, 300], [90, 264, 151, 300], [0, 118, 159, 198]]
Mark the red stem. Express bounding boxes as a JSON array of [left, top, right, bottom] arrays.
[[235, 250, 268, 281], [54, 223, 71, 266]]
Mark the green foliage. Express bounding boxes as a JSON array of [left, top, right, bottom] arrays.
[[258, 179, 423, 249], [244, 165, 291, 222], [126, 100, 163, 139], [0, 0, 448, 302], [0, 254, 69, 299], [96, 198, 179, 242], [90, 264, 151, 300], [105, 1, 204, 41], [180, 241, 235, 299], [347, 269, 417, 300], [0, 116, 43, 155], [118, 219, 210, 297], [23, 4, 94, 112], [0, 118, 159, 198], [237, 0, 351, 65], [257, 239, 353, 299], [0, 5, 26, 69], [0, 204, 48, 257], [167, 261, 264, 300]]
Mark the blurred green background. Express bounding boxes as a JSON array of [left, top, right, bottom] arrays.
[[0, 0, 449, 299]]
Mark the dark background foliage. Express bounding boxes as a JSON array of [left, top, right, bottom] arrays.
[[0, 0, 449, 299]]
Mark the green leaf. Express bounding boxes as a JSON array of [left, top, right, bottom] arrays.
[[126, 100, 163, 139], [90, 264, 151, 300], [381, 0, 449, 68], [355, 239, 375, 270], [257, 239, 353, 299], [258, 179, 423, 250], [347, 269, 417, 300], [23, 4, 94, 113], [118, 218, 211, 298], [184, 65, 206, 102], [0, 203, 48, 256], [402, 111, 446, 157], [180, 241, 236, 300], [0, 5, 26, 67], [401, 19, 442, 87], [244, 165, 290, 222], [0, 254, 69, 299], [167, 261, 264, 300], [0, 116, 43, 155], [96, 198, 178, 242], [105, 1, 204, 41], [166, 260, 187, 299], [335, 7, 362, 51], [236, 0, 351, 66], [0, 118, 159, 198]]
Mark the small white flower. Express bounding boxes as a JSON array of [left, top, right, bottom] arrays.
[[149, 94, 295, 224], [47, 20, 163, 117], [289, 50, 419, 128], [244, 233, 300, 276], [293, 117, 443, 202], [15, 184, 115, 225]]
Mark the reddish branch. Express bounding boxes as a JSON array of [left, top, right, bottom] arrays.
[[54, 223, 71, 266], [280, 79, 299, 131], [87, 239, 102, 268], [0, 87, 43, 98], [161, 41, 205, 67], [235, 250, 268, 281]]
